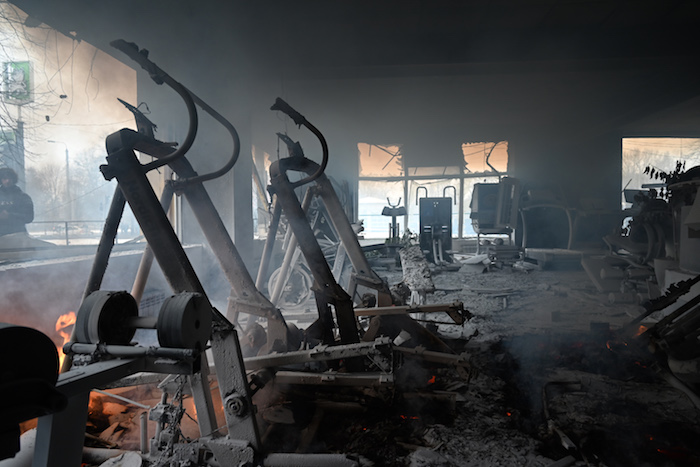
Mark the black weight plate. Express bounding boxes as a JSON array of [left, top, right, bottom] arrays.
[[157, 293, 212, 350], [75, 290, 138, 345]]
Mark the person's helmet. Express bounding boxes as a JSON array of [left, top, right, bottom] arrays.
[[0, 167, 18, 184]]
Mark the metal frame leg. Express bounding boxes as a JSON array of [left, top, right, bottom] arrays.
[[33, 392, 90, 467]]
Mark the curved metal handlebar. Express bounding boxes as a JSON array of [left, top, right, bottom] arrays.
[[443, 186, 456, 204], [176, 89, 240, 185], [111, 40, 240, 184], [111, 40, 197, 170], [271, 98, 328, 188], [415, 186, 428, 204]]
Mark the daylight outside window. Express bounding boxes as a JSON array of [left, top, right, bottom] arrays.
[[357, 141, 508, 241], [622, 138, 700, 209]]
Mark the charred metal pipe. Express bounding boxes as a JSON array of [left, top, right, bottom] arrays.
[[140, 412, 148, 454], [63, 342, 197, 360], [243, 337, 393, 371], [263, 453, 360, 467], [394, 346, 469, 367], [91, 388, 150, 410], [354, 302, 467, 324], [542, 381, 579, 452]]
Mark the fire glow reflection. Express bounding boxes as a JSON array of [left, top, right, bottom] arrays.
[[55, 311, 76, 367]]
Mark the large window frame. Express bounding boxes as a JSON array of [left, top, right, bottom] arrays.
[[622, 137, 700, 208], [357, 142, 508, 240]]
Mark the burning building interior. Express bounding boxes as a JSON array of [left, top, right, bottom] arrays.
[[2, 1, 700, 466]]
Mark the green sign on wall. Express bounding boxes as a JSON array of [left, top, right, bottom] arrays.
[[2, 61, 32, 104]]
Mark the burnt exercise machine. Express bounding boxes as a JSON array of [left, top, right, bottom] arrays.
[[32, 40, 359, 467]]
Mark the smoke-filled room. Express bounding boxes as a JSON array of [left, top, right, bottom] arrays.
[[2, 1, 700, 466]]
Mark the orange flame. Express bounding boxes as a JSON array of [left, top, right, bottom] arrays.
[[428, 375, 436, 384], [635, 325, 648, 337], [55, 311, 76, 367]]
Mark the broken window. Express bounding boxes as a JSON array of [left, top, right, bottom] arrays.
[[462, 176, 501, 236], [622, 138, 700, 209], [358, 143, 403, 177], [358, 179, 405, 239], [357, 141, 509, 240], [463, 142, 508, 175]]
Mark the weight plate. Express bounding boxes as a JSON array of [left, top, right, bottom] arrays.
[[75, 290, 138, 345], [157, 293, 212, 350]]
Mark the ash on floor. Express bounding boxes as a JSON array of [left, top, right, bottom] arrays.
[[360, 261, 700, 466]]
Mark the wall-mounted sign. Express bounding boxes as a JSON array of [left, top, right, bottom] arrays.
[[2, 61, 32, 104]]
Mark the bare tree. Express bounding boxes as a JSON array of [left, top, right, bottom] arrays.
[[70, 149, 113, 221], [622, 139, 700, 196], [26, 162, 64, 221]]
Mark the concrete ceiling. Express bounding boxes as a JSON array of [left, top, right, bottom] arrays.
[[12, 1, 700, 75]]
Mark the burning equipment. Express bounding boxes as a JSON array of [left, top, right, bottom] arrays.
[[260, 98, 395, 346], [13, 40, 473, 467]]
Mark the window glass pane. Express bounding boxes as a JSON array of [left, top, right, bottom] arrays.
[[358, 180, 404, 239], [622, 137, 700, 208], [357, 141, 509, 240], [463, 141, 508, 174], [462, 176, 501, 236], [358, 143, 403, 177]]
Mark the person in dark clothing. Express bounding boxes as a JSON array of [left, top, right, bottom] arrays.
[[0, 167, 34, 236]]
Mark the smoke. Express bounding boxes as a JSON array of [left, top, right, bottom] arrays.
[[1, 3, 137, 224]]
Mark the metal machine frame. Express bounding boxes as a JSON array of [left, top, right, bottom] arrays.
[[33, 41, 358, 467], [257, 99, 393, 346], [28, 41, 473, 467], [416, 186, 455, 265]]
